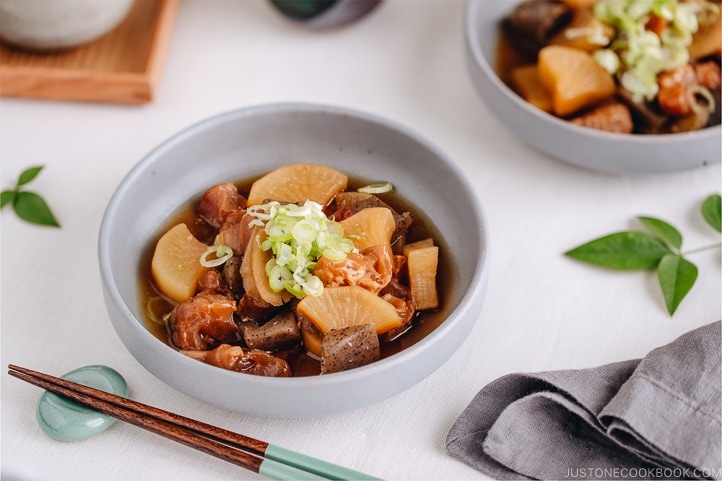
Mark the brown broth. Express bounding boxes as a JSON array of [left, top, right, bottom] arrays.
[[495, 31, 536, 92], [138, 173, 456, 377]]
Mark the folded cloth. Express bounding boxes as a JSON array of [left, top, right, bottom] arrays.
[[446, 321, 721, 480]]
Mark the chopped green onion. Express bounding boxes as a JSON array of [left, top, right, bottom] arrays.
[[688, 85, 716, 116], [200, 238, 233, 267], [145, 297, 168, 325], [358, 182, 393, 194], [247, 200, 357, 299], [593, 0, 719, 102], [594, 49, 620, 74], [564, 25, 611, 46]]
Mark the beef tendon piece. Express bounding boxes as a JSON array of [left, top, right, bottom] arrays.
[[379, 294, 416, 343], [240, 349, 292, 377], [182, 344, 291, 377], [240, 311, 301, 352], [313, 244, 393, 294], [320, 324, 380, 374], [170, 292, 239, 350]]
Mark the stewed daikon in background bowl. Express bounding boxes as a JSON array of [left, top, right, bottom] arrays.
[[464, 0, 721, 174], [98, 103, 489, 417]]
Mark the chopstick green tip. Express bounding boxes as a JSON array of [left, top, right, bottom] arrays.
[[259, 459, 322, 481], [265, 444, 383, 480]]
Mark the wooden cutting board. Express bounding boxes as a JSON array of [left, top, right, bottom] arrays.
[[0, 0, 178, 104]]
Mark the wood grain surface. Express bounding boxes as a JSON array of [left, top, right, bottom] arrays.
[[0, 0, 178, 104]]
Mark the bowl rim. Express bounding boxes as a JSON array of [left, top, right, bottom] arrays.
[[98, 101, 490, 390], [463, 0, 721, 146]]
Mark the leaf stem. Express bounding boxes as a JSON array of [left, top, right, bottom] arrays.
[[682, 241, 722, 256]]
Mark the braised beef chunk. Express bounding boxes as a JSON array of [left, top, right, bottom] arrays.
[[569, 100, 634, 134], [196, 270, 231, 297], [616, 88, 668, 134], [222, 255, 244, 297], [217, 210, 254, 256], [197, 182, 247, 229], [236, 294, 284, 324], [502, 0, 572, 55]]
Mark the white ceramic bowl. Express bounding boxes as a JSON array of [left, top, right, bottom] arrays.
[[99, 103, 489, 417], [464, 0, 721, 175], [0, 0, 133, 50]]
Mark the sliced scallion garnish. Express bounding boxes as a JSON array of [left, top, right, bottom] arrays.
[[200, 238, 233, 267], [248, 200, 357, 299], [358, 182, 393, 194]]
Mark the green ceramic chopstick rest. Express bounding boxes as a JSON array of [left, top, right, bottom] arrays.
[[36, 365, 128, 441]]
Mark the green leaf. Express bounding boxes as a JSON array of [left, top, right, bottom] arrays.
[[12, 191, 61, 227], [1, 190, 15, 208], [657, 253, 698, 315], [701, 194, 721, 233], [17, 166, 44, 186], [565, 231, 671, 270], [637, 216, 683, 250]]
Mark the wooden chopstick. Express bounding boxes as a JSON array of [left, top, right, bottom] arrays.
[[7, 364, 381, 481]]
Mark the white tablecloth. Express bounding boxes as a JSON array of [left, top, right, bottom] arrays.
[[1, 1, 720, 480]]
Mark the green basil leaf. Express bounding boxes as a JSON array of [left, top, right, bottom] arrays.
[[657, 253, 698, 315], [1, 190, 15, 208], [701, 194, 721, 233], [637, 216, 682, 250], [17, 166, 44, 186], [565, 231, 671, 270], [12, 191, 60, 227]]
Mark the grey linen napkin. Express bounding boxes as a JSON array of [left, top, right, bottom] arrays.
[[446, 321, 721, 480]]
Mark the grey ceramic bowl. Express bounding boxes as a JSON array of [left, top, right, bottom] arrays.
[[99, 103, 489, 418], [464, 0, 721, 175]]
